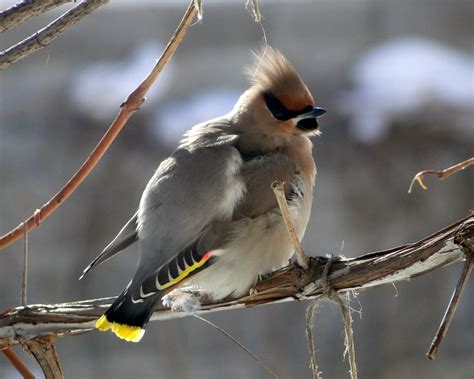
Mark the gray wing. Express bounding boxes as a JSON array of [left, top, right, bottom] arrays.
[[134, 131, 244, 281], [138, 150, 297, 266], [80, 212, 138, 279], [128, 151, 300, 300]]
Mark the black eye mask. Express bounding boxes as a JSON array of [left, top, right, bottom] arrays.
[[263, 91, 313, 121]]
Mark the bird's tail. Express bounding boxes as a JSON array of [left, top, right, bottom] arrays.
[[96, 247, 215, 342], [96, 289, 160, 342]]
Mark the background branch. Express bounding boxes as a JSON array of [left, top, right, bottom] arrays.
[[0, 0, 109, 69], [408, 157, 474, 193], [0, 0, 72, 33], [1, 347, 35, 379], [0, 0, 198, 250], [1, 214, 471, 349]]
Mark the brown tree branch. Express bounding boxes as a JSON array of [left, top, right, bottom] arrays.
[[0, 0, 72, 33], [426, 245, 473, 360], [0, 0, 199, 250], [0, 0, 109, 69], [1, 347, 35, 379], [272, 180, 309, 269], [1, 214, 472, 350], [408, 157, 474, 193], [25, 335, 63, 379]]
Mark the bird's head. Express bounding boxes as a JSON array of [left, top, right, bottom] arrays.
[[237, 47, 326, 137]]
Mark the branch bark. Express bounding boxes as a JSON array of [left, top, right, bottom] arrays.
[[0, 0, 73, 33], [25, 336, 64, 379], [1, 214, 472, 349], [0, 0, 109, 69]]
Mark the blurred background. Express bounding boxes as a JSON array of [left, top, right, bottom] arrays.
[[1, 0, 473, 378]]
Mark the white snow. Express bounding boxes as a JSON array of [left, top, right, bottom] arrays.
[[341, 37, 474, 142], [69, 42, 174, 120]]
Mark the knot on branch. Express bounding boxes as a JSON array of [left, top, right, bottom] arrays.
[[319, 256, 335, 297]]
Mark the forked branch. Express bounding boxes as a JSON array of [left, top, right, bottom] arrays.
[[0, 0, 73, 33], [0, 0, 109, 69]]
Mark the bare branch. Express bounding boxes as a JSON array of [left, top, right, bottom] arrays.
[[25, 336, 63, 379], [0, 0, 109, 69], [0, 0, 72, 33], [272, 180, 309, 269], [1, 214, 471, 349], [426, 245, 473, 359], [1, 347, 35, 379], [0, 0, 199, 250], [408, 157, 474, 193], [21, 224, 28, 306]]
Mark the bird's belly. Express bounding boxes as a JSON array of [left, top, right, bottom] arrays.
[[186, 193, 312, 300]]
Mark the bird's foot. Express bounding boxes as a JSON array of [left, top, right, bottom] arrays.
[[162, 289, 201, 312]]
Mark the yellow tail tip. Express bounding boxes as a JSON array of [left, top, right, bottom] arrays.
[[96, 315, 112, 331], [95, 315, 145, 342]]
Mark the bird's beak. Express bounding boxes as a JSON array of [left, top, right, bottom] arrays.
[[302, 107, 327, 118], [295, 107, 326, 131]]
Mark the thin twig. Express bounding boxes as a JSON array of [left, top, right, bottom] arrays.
[[0, 0, 109, 69], [271, 180, 309, 269], [0, 0, 199, 251], [0, 0, 72, 33], [21, 223, 28, 306], [194, 314, 279, 379], [2, 347, 35, 379], [426, 249, 473, 360], [408, 157, 474, 193]]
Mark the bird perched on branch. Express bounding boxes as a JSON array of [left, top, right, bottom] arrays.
[[81, 47, 326, 342]]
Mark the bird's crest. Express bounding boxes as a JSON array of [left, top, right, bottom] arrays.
[[246, 46, 314, 111]]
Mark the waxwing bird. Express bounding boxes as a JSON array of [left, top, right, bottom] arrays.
[[81, 47, 326, 342]]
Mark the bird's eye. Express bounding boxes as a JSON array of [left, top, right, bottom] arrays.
[[263, 92, 291, 121]]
